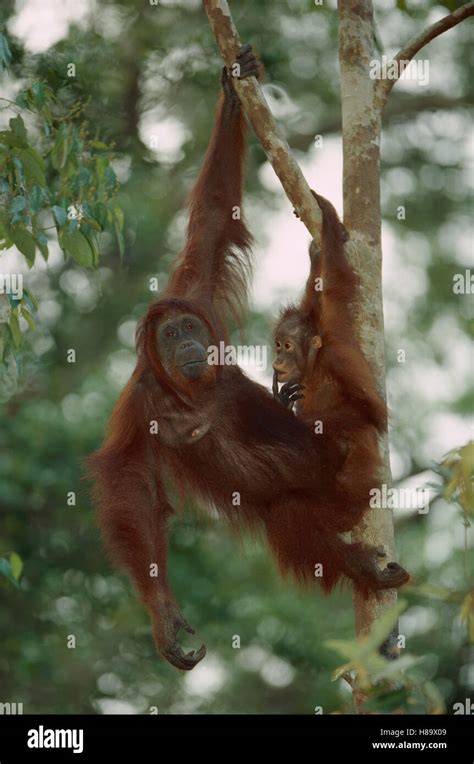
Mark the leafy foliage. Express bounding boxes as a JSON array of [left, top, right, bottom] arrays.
[[0, 45, 123, 366], [433, 442, 474, 644], [328, 601, 445, 714], [436, 441, 474, 525]]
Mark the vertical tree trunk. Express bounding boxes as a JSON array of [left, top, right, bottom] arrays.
[[338, 0, 398, 657]]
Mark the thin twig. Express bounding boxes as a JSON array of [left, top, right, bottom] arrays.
[[378, 1, 474, 100]]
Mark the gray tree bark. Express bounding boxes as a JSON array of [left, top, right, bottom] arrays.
[[338, 0, 397, 659]]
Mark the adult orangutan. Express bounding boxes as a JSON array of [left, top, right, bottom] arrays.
[[88, 47, 408, 671]]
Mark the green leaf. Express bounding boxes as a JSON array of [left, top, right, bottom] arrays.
[[372, 654, 423, 683], [114, 206, 124, 231], [0, 130, 20, 148], [9, 195, 27, 224], [79, 221, 91, 237], [9, 225, 36, 267], [7, 292, 20, 310], [9, 552, 23, 580], [83, 218, 101, 232], [93, 202, 108, 229], [0, 557, 13, 581], [29, 185, 45, 214], [15, 91, 28, 109], [21, 307, 36, 332], [13, 147, 46, 187], [9, 224, 36, 266], [9, 311, 21, 347], [326, 639, 363, 663], [75, 167, 91, 188], [51, 128, 71, 170], [31, 82, 45, 108], [59, 229, 93, 267], [85, 233, 100, 268], [12, 156, 26, 189], [82, 202, 93, 218], [22, 288, 38, 312], [0, 33, 12, 71], [36, 230, 49, 261], [9, 116, 28, 148], [0, 222, 12, 249], [364, 687, 410, 715], [95, 156, 108, 180], [41, 84, 56, 106], [52, 205, 67, 227], [0, 557, 19, 588], [104, 166, 117, 190]]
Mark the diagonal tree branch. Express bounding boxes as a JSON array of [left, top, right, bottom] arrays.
[[202, 0, 322, 241], [378, 1, 474, 100]]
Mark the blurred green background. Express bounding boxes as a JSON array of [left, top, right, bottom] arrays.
[[0, 0, 472, 714]]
